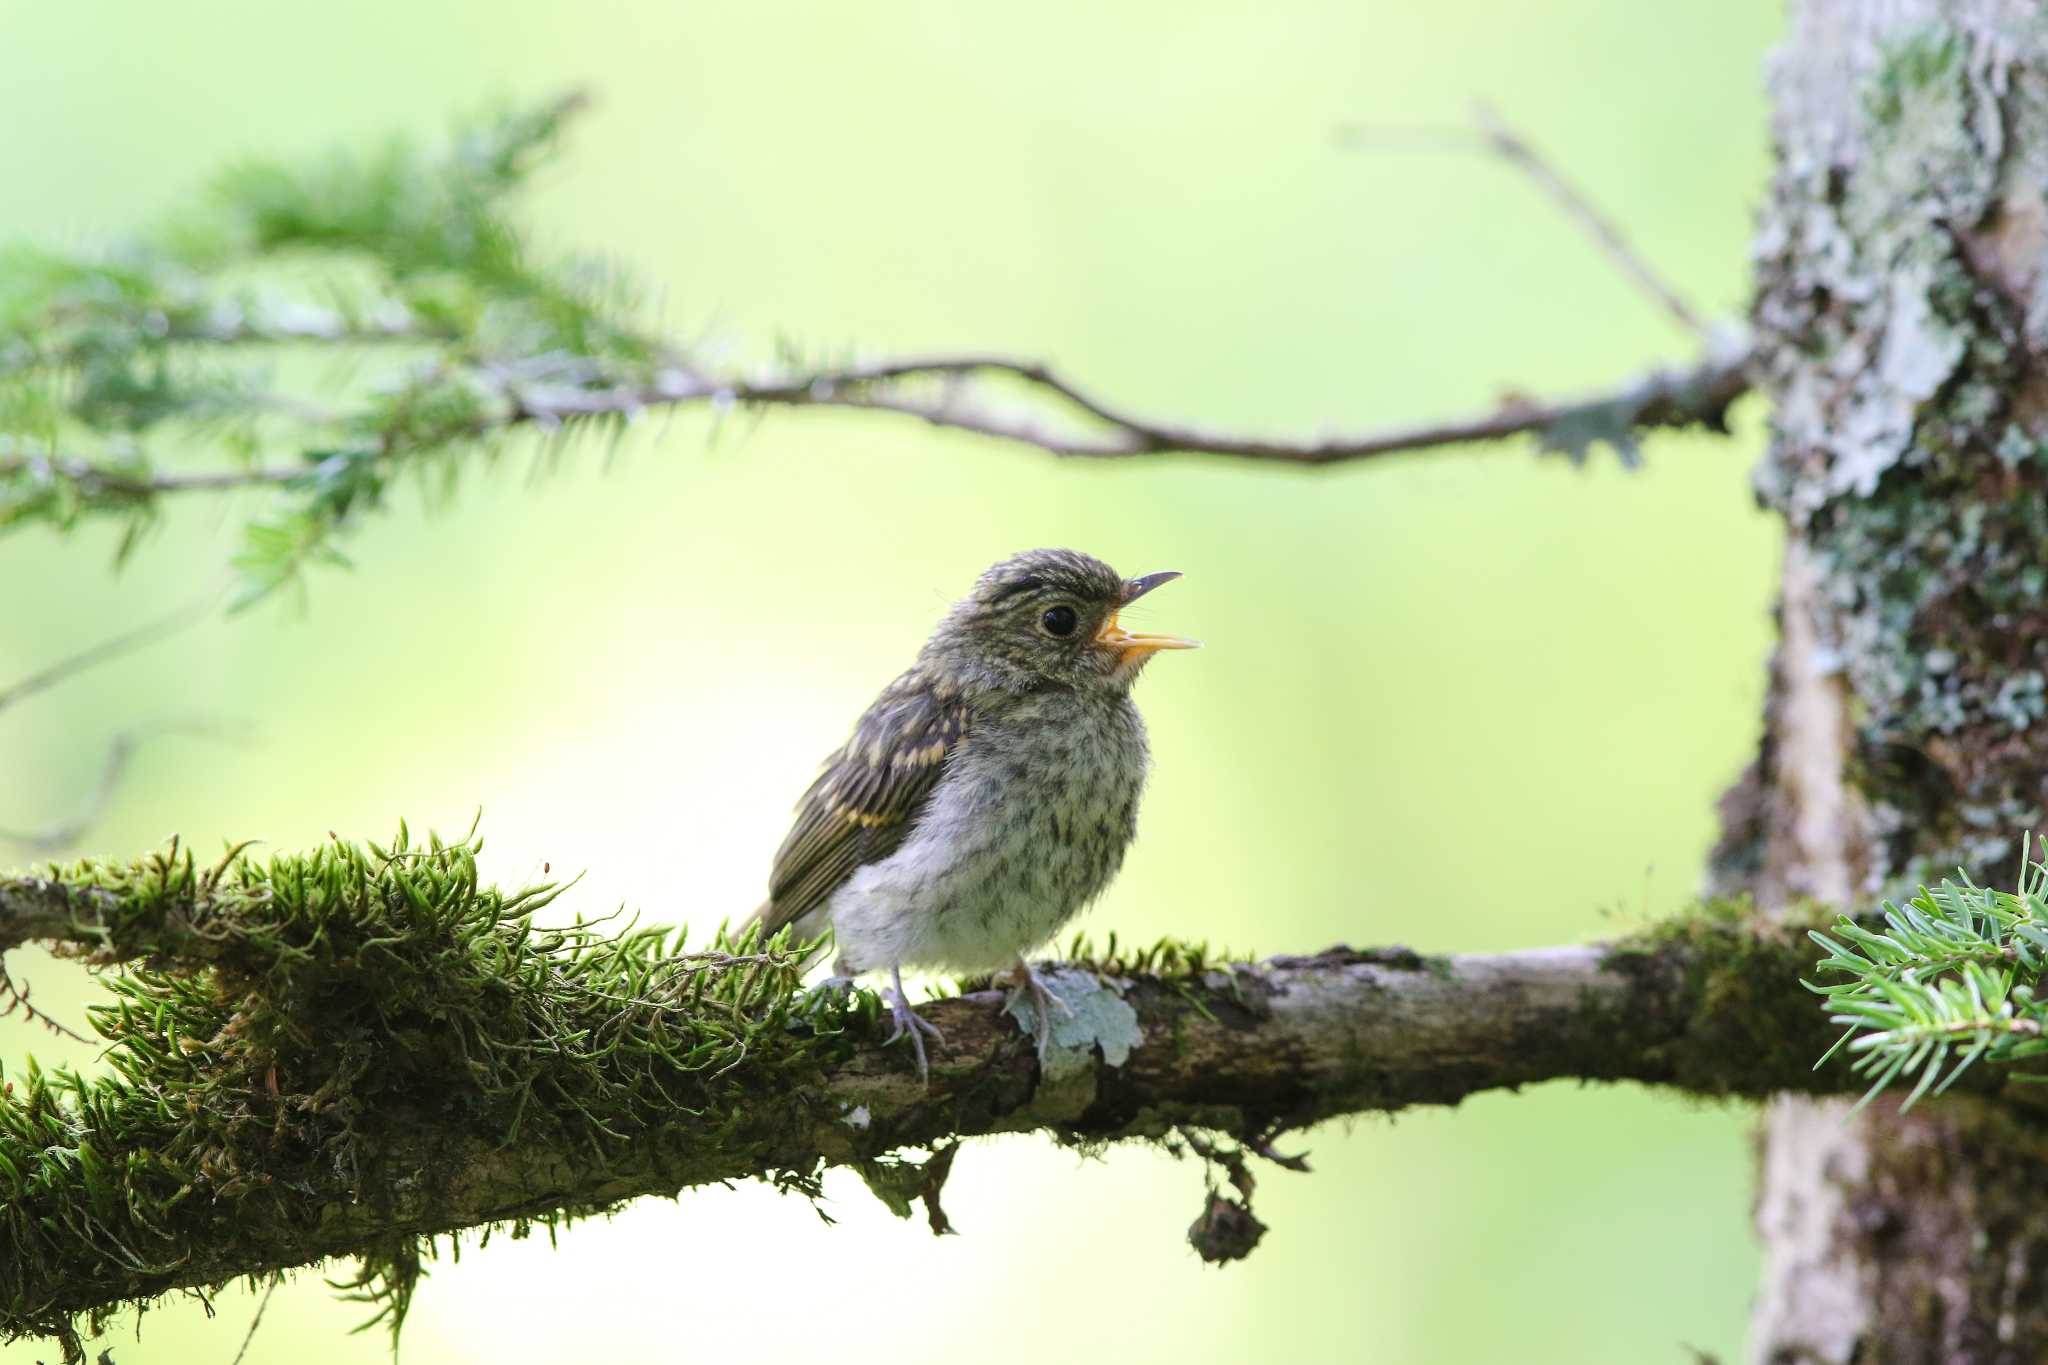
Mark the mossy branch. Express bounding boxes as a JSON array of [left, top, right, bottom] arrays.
[[0, 828, 2022, 1359]]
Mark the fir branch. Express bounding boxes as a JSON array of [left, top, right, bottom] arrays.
[[0, 828, 2005, 1360], [2, 345, 1753, 490], [0, 96, 1754, 611], [1808, 839, 2048, 1112]]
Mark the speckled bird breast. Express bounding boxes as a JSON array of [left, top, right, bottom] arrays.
[[824, 689, 1151, 974]]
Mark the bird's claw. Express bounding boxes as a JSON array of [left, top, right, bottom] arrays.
[[882, 966, 944, 1083], [1003, 959, 1072, 1064]]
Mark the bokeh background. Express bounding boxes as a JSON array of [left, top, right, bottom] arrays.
[[0, 1, 1783, 1360]]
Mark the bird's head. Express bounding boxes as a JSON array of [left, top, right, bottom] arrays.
[[928, 548, 1198, 695]]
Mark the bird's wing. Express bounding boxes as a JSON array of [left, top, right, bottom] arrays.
[[757, 668, 972, 938]]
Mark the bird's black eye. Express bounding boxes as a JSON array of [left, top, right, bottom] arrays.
[[1040, 605, 1079, 638]]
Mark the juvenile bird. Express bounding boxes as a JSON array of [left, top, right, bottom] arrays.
[[749, 548, 1196, 1078]]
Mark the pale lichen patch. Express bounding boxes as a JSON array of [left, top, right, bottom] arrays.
[[1013, 968, 1142, 1075]]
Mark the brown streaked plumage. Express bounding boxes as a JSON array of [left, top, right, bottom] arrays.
[[760, 671, 970, 938]]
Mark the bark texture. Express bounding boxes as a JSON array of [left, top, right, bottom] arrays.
[[1747, 4, 2048, 1359]]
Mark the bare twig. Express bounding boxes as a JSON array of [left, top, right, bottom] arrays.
[[1466, 102, 1710, 338], [0, 449, 306, 498], [4, 343, 1752, 499], [0, 960, 88, 1044], [0, 721, 239, 857], [1339, 102, 1711, 340], [174, 306, 448, 349], [227, 1277, 279, 1365], [0, 306, 452, 389], [796, 347, 1750, 464], [0, 735, 137, 856], [0, 597, 217, 714]]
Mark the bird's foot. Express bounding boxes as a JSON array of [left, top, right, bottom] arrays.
[[1001, 958, 1073, 1064], [882, 965, 945, 1083]]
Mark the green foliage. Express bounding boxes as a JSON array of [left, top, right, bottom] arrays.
[[1059, 929, 1234, 979], [1808, 839, 2048, 1113], [0, 92, 668, 609], [0, 824, 854, 1357]]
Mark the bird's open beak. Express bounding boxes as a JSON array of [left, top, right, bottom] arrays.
[[1095, 571, 1201, 659]]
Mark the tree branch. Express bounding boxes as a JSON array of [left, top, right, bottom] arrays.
[[785, 345, 1751, 464], [4, 342, 1753, 506], [0, 831, 2029, 1354], [0, 98, 1758, 613], [0, 447, 303, 501]]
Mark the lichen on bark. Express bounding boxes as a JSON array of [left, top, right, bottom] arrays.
[[1757, 9, 2048, 892], [1746, 4, 2048, 1360]]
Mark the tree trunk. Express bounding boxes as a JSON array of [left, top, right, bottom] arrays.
[[1745, 2, 2048, 1358]]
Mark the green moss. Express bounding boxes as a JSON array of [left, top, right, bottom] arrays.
[[1058, 930, 1233, 979], [0, 825, 855, 1355], [1598, 899, 1843, 1099]]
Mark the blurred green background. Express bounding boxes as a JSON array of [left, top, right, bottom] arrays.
[[0, 0, 1781, 1360]]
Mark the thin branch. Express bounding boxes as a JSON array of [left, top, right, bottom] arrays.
[[0, 721, 240, 857], [1469, 102, 1711, 338], [0, 735, 134, 855], [227, 1278, 278, 1365], [1339, 103, 1711, 340], [5, 344, 1752, 499], [0, 598, 216, 714], [0, 306, 451, 390], [0, 961, 89, 1044], [2, 94, 1754, 627], [1, 95, 1749, 504], [794, 347, 1751, 463], [0, 448, 304, 500], [170, 306, 448, 349]]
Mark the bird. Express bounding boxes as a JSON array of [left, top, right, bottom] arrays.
[[746, 548, 1196, 1079]]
